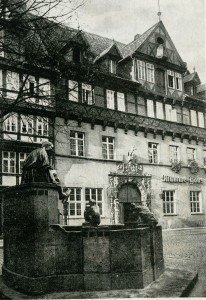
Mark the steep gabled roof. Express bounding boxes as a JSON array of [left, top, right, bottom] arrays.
[[197, 83, 206, 93], [183, 72, 201, 84], [120, 22, 159, 59], [93, 41, 123, 63], [83, 31, 125, 59]]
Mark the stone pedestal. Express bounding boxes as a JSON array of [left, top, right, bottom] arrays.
[[2, 184, 164, 295]]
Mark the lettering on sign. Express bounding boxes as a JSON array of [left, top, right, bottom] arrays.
[[162, 175, 203, 185]]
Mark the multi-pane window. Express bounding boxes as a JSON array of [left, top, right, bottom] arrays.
[[70, 131, 85, 157], [175, 73, 182, 91], [167, 70, 174, 88], [3, 114, 18, 132], [19, 153, 28, 173], [176, 106, 182, 123], [102, 136, 115, 160], [137, 96, 146, 116], [190, 191, 202, 214], [82, 83, 93, 104], [147, 99, 155, 118], [187, 147, 196, 161], [156, 102, 164, 119], [163, 191, 176, 214], [38, 78, 51, 106], [148, 142, 158, 164], [23, 75, 36, 95], [69, 80, 78, 102], [6, 71, 19, 98], [117, 92, 125, 112], [190, 110, 197, 126], [69, 188, 82, 217], [36, 117, 49, 136], [109, 60, 117, 74], [165, 104, 177, 122], [137, 60, 146, 80], [2, 151, 16, 173], [146, 63, 155, 83], [85, 188, 103, 215], [20, 115, 34, 134], [169, 145, 179, 162], [182, 107, 190, 125], [39, 78, 50, 97], [106, 90, 115, 109], [198, 112, 204, 128]]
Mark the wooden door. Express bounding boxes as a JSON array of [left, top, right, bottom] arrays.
[[118, 183, 141, 224], [118, 183, 141, 203]]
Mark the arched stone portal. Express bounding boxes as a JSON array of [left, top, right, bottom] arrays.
[[108, 159, 152, 224]]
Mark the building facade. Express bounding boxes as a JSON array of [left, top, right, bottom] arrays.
[[0, 5, 206, 229]]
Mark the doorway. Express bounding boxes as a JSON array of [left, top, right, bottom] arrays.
[[118, 183, 141, 224]]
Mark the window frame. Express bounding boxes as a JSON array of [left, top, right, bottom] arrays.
[[187, 147, 196, 161], [85, 188, 104, 216], [106, 89, 115, 110], [162, 190, 176, 215], [167, 70, 175, 89], [117, 92, 125, 112], [175, 72, 182, 91], [68, 187, 83, 217], [2, 151, 16, 174], [137, 60, 146, 80], [82, 83, 93, 105], [148, 142, 158, 164], [36, 116, 49, 137], [70, 131, 85, 157], [146, 63, 155, 83], [109, 59, 117, 74], [3, 113, 18, 132], [102, 136, 115, 160], [190, 191, 202, 214], [169, 145, 180, 163]]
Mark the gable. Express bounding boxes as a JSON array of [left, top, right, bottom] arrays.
[[137, 21, 185, 68]]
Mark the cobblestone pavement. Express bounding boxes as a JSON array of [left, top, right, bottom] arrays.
[[162, 227, 206, 297]]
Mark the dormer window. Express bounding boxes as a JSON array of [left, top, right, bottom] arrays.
[[175, 73, 182, 91], [167, 70, 175, 88], [109, 59, 117, 74], [190, 85, 196, 96], [65, 47, 82, 63], [137, 60, 146, 80], [82, 83, 93, 105]]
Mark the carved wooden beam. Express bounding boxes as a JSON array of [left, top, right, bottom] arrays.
[[144, 128, 148, 138], [162, 130, 166, 140]]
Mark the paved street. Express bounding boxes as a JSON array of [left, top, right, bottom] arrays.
[[0, 228, 205, 297], [162, 227, 206, 297]]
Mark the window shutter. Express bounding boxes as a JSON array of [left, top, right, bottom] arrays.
[[117, 92, 125, 112], [106, 90, 115, 109]]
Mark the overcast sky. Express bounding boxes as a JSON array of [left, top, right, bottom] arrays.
[[66, 0, 206, 82]]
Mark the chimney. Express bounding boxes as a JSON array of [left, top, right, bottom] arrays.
[[134, 34, 140, 40]]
